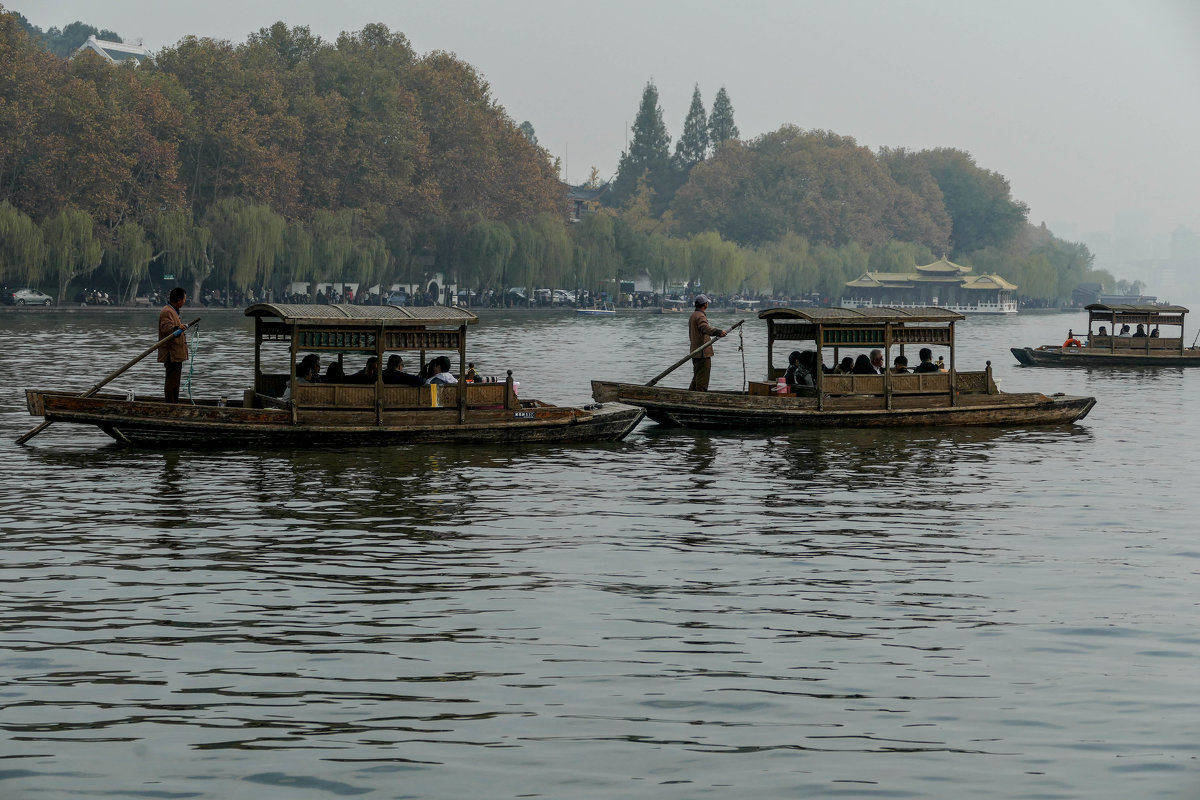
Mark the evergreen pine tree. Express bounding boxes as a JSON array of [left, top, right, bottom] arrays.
[[708, 86, 740, 147], [611, 81, 675, 213], [674, 84, 709, 168]]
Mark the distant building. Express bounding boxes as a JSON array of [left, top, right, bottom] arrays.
[[842, 256, 1018, 314], [566, 182, 609, 223], [73, 35, 151, 66]]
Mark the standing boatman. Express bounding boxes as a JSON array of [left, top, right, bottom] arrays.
[[688, 294, 727, 392], [158, 287, 188, 403]]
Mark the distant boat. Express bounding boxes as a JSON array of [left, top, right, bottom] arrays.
[[657, 298, 686, 314], [576, 301, 616, 317], [1012, 303, 1200, 367]]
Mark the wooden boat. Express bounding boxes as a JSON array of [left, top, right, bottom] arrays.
[[592, 306, 1095, 429], [24, 303, 644, 447], [576, 301, 616, 317], [657, 298, 687, 314], [732, 298, 762, 313], [1011, 303, 1200, 367]]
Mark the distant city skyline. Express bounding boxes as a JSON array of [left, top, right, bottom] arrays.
[[15, 0, 1200, 266]]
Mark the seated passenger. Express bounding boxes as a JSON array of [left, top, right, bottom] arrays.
[[783, 350, 814, 388], [282, 354, 321, 400], [323, 362, 345, 383], [465, 362, 478, 382], [913, 347, 940, 373], [1132, 324, 1147, 337], [1117, 324, 1132, 337], [893, 355, 910, 373], [1150, 326, 1160, 338], [347, 356, 379, 384], [838, 356, 855, 374], [425, 355, 458, 385], [1097, 326, 1108, 336], [869, 349, 885, 374], [852, 353, 876, 374], [382, 354, 424, 386]]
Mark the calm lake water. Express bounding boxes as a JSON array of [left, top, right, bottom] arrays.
[[1, 306, 1198, 800]]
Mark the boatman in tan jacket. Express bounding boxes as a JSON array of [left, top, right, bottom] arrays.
[[688, 294, 727, 392], [158, 287, 188, 403]]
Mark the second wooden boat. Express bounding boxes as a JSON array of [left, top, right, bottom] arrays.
[[593, 306, 1095, 429]]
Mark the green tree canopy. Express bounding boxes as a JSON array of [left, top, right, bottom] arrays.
[[708, 86, 739, 148], [674, 84, 709, 169], [610, 81, 675, 215]]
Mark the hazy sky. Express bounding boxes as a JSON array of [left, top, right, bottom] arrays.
[[15, 0, 1200, 241]]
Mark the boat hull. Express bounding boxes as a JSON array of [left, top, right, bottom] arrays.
[[1011, 346, 1200, 367], [591, 381, 1094, 429], [27, 391, 644, 447]]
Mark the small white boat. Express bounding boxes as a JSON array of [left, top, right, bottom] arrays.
[[576, 301, 616, 317]]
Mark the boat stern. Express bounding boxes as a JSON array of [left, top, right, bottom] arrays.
[[591, 380, 620, 403]]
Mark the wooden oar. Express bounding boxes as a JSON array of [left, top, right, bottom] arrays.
[[16, 317, 201, 445], [646, 319, 744, 386]]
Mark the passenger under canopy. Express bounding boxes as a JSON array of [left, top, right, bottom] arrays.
[[758, 306, 968, 410], [246, 302, 480, 422]]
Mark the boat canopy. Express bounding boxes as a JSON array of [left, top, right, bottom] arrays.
[[759, 306, 964, 325], [245, 303, 478, 327], [1084, 303, 1188, 316]]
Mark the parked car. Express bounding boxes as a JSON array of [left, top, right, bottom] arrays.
[[552, 289, 575, 305], [4, 288, 54, 306], [386, 291, 408, 306]]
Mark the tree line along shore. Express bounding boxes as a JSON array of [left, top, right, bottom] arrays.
[[1, 10, 1122, 311]]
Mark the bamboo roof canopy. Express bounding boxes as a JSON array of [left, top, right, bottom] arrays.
[[759, 307, 965, 325], [245, 303, 479, 327], [1084, 303, 1189, 315]]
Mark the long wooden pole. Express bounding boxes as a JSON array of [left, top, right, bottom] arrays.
[[16, 317, 201, 445], [645, 319, 744, 387]]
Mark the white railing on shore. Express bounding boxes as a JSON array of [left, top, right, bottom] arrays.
[[842, 298, 1018, 314]]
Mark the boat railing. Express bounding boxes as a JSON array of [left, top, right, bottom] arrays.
[[1089, 335, 1182, 350], [284, 380, 517, 411], [818, 369, 996, 398]]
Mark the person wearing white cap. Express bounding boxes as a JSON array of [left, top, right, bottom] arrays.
[[687, 294, 727, 391]]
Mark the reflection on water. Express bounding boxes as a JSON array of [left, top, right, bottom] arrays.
[[1, 311, 1198, 800]]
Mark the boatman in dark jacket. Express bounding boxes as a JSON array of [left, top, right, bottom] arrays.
[[157, 287, 188, 403], [688, 294, 727, 392]]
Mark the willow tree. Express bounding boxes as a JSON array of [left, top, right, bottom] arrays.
[[346, 233, 390, 296], [570, 213, 620, 298], [206, 199, 285, 296], [310, 209, 356, 294], [277, 220, 314, 297], [507, 220, 543, 297], [532, 214, 571, 291], [759, 233, 816, 297], [647, 233, 689, 294], [688, 231, 744, 295], [106, 221, 153, 304], [151, 209, 214, 299], [0, 201, 45, 286], [43, 207, 102, 302]]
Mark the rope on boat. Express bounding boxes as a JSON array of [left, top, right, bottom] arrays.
[[184, 324, 200, 404], [738, 324, 747, 390]]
